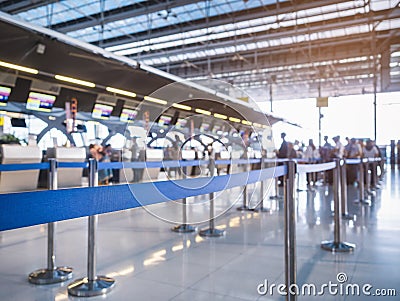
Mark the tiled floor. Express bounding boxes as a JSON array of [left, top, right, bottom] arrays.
[[0, 165, 399, 300]]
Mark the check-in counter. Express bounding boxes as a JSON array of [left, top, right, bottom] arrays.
[[142, 149, 163, 182], [47, 147, 86, 188], [181, 149, 196, 176], [0, 145, 41, 193]]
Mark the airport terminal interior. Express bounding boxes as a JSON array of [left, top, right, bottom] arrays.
[[0, 0, 399, 300]]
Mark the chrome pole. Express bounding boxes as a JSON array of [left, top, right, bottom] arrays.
[[257, 158, 270, 212], [237, 161, 251, 211], [355, 159, 369, 205], [172, 162, 195, 233], [340, 160, 354, 220], [321, 159, 355, 252], [284, 160, 296, 301], [68, 159, 115, 297], [29, 159, 73, 284], [200, 159, 224, 237]]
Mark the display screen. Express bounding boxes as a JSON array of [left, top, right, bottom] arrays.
[[26, 92, 56, 112], [200, 123, 210, 131], [0, 86, 11, 106], [158, 115, 172, 126], [176, 118, 187, 128], [120, 108, 137, 122], [92, 103, 113, 120]]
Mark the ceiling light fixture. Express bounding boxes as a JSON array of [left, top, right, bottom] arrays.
[[172, 103, 191, 111], [195, 108, 211, 116], [0, 60, 39, 74], [144, 96, 167, 105], [228, 117, 241, 123], [106, 87, 136, 98], [214, 113, 227, 120], [54, 75, 95, 88]]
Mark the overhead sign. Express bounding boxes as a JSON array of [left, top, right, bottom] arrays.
[[316, 97, 329, 107]]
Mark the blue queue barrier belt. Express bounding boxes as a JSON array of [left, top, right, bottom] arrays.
[[296, 162, 336, 173], [0, 162, 50, 171], [99, 159, 261, 170], [0, 165, 286, 231], [345, 159, 362, 165], [345, 158, 381, 165], [58, 162, 89, 168]]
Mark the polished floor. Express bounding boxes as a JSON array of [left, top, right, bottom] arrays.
[[0, 165, 399, 300]]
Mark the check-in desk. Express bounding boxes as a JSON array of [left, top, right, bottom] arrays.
[[0, 145, 41, 193], [47, 147, 86, 188], [142, 149, 162, 182], [182, 150, 196, 176]]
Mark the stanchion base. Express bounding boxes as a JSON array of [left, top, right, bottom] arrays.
[[236, 206, 254, 212], [199, 228, 225, 237], [342, 213, 355, 220], [320, 241, 355, 253], [28, 267, 73, 285], [171, 224, 196, 233], [354, 199, 371, 206], [254, 207, 271, 213], [269, 195, 283, 200], [68, 276, 115, 297]]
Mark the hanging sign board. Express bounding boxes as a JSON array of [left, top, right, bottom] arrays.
[[316, 97, 329, 107]]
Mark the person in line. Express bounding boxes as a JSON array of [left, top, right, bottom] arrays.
[[277, 132, 288, 159], [304, 139, 320, 186], [363, 139, 380, 188], [320, 135, 333, 184], [130, 138, 141, 183], [287, 142, 298, 159], [344, 138, 362, 185], [332, 135, 344, 159], [88, 144, 112, 185], [276, 132, 288, 186]]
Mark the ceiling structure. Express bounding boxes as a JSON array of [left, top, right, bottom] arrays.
[[0, 0, 399, 104]]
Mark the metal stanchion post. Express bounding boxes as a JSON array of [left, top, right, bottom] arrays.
[[237, 157, 252, 211], [172, 162, 196, 233], [284, 160, 296, 301], [366, 168, 372, 196], [358, 159, 370, 205], [371, 160, 378, 189], [270, 161, 283, 200], [256, 158, 270, 212], [340, 160, 354, 220], [199, 159, 224, 237], [29, 159, 73, 284], [321, 159, 355, 253], [68, 159, 115, 297]]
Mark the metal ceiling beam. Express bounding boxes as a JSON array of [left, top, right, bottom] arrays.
[[50, 0, 204, 34], [95, 0, 353, 48], [158, 34, 382, 72], [133, 8, 400, 63], [0, 0, 58, 14]]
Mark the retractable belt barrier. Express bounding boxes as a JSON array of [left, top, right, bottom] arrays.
[[0, 164, 285, 231], [0, 162, 50, 171], [0, 157, 368, 300]]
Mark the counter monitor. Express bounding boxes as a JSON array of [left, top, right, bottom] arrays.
[[0, 86, 11, 106], [26, 91, 56, 112], [92, 103, 113, 120]]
